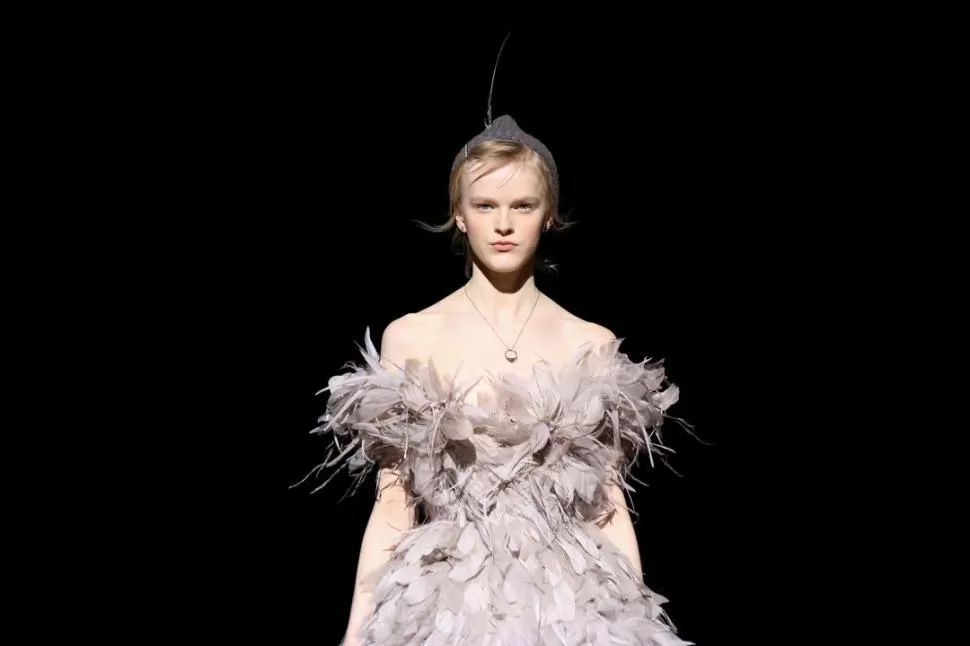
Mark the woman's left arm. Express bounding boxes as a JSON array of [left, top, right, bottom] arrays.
[[599, 482, 644, 578], [579, 322, 645, 577]]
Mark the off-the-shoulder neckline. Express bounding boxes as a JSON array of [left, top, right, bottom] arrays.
[[323, 328, 677, 424], [345, 326, 646, 387]]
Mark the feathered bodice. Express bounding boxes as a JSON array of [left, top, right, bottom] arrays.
[[309, 329, 690, 645], [312, 328, 679, 524]]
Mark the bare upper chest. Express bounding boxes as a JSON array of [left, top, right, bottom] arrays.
[[421, 328, 580, 404]]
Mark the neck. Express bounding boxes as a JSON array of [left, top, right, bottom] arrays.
[[464, 261, 539, 323]]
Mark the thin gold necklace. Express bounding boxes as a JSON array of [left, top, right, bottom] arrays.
[[463, 285, 541, 363]]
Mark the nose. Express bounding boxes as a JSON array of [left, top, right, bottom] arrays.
[[494, 208, 513, 236]]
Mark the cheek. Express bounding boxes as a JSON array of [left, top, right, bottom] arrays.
[[462, 214, 485, 237], [525, 214, 547, 237]]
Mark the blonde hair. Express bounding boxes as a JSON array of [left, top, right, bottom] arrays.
[[417, 139, 573, 276]]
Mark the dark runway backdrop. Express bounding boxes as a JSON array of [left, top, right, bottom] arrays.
[[188, 23, 843, 646]]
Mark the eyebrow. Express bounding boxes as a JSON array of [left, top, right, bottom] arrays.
[[470, 196, 541, 204]]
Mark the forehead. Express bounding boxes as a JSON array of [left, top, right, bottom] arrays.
[[463, 161, 542, 198]]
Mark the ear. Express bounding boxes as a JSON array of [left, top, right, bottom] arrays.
[[454, 211, 466, 233]]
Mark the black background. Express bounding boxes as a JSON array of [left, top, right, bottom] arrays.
[[122, 16, 888, 646]]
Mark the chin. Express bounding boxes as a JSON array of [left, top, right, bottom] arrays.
[[476, 254, 529, 275], [487, 264, 526, 275]]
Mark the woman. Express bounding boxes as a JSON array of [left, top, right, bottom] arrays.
[[313, 115, 690, 645]]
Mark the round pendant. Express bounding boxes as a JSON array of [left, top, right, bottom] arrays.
[[504, 349, 518, 362]]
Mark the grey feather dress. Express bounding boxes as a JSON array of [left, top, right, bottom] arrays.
[[312, 330, 691, 645]]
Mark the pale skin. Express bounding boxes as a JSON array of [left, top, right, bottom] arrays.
[[342, 158, 644, 645]]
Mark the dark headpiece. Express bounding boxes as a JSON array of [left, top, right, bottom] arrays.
[[450, 115, 559, 199]]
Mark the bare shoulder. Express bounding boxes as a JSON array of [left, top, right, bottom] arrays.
[[379, 300, 454, 368], [379, 314, 416, 366], [580, 320, 618, 346], [566, 318, 617, 350], [540, 295, 617, 351]]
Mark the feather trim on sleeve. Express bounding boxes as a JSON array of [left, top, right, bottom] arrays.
[[597, 337, 680, 472], [302, 328, 478, 506], [549, 337, 685, 525], [300, 328, 414, 497]]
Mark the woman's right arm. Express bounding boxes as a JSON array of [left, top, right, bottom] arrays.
[[343, 316, 419, 645], [342, 468, 414, 645]]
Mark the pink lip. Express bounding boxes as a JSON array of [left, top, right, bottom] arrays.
[[492, 241, 516, 251]]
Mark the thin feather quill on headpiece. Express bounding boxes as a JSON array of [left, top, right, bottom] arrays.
[[485, 31, 512, 127]]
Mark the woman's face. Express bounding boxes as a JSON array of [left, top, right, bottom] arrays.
[[455, 160, 547, 276]]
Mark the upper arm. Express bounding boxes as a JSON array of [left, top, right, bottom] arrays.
[[375, 316, 420, 514]]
